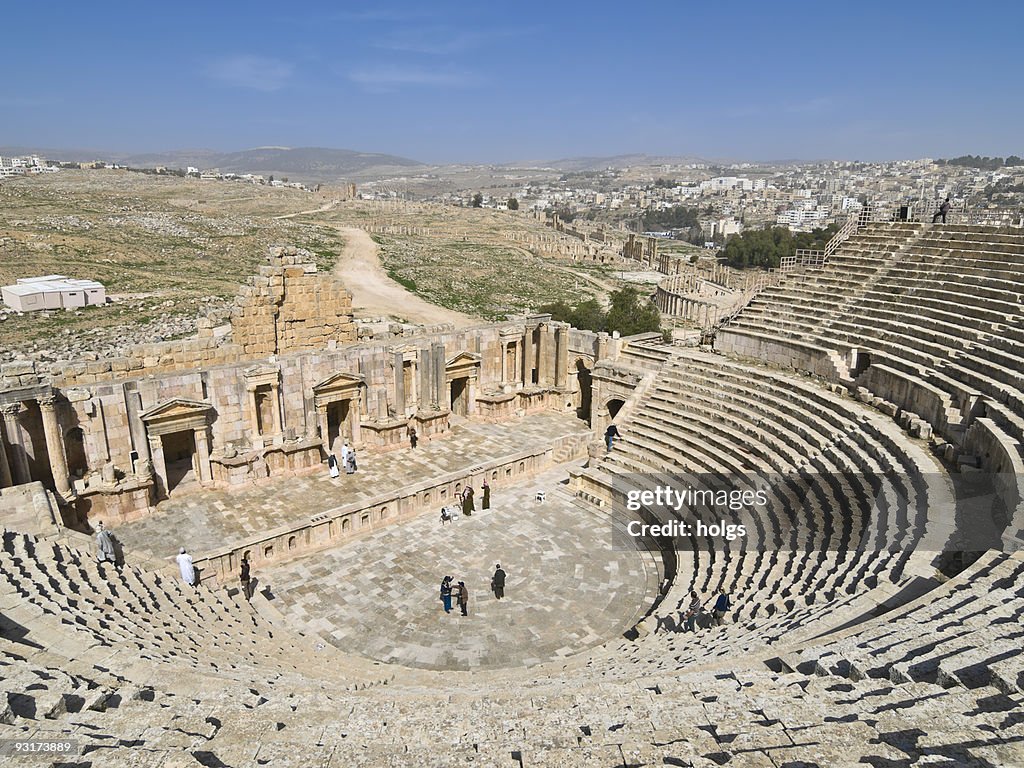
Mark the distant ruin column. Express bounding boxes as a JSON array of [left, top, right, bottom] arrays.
[[393, 351, 406, 415], [0, 425, 12, 489], [148, 434, 167, 498], [0, 404, 30, 485], [317, 407, 330, 452], [38, 395, 71, 497], [555, 326, 569, 388], [193, 426, 212, 485]]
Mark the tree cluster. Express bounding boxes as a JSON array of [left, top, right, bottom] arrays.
[[641, 205, 700, 232], [938, 155, 1024, 170], [721, 224, 840, 269], [538, 286, 660, 336]]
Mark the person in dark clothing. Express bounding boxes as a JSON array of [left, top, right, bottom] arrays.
[[462, 486, 475, 516], [239, 553, 252, 601], [491, 564, 506, 599], [712, 591, 731, 625], [605, 423, 621, 452], [456, 581, 469, 616], [932, 196, 951, 223], [408, 426, 418, 449], [482, 481, 491, 510], [439, 576, 453, 614]]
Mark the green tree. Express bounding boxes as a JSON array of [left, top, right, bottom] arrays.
[[604, 286, 660, 336], [471, 193, 483, 208], [507, 197, 519, 210]]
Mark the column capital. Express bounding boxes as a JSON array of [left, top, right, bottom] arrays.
[[38, 394, 58, 410], [0, 402, 22, 419]]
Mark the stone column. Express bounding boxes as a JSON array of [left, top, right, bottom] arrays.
[[350, 394, 362, 446], [0, 424, 12, 489], [432, 343, 445, 410], [499, 342, 507, 384], [318, 406, 330, 452], [246, 385, 262, 444], [522, 327, 535, 385], [555, 326, 569, 388], [38, 395, 71, 497], [418, 348, 432, 410], [467, 376, 477, 416], [538, 325, 553, 386], [0, 404, 30, 485], [270, 383, 283, 439], [194, 427, 212, 484], [148, 433, 168, 498], [393, 351, 406, 416]]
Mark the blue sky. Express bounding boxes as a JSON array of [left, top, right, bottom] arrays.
[[3, 0, 1021, 163]]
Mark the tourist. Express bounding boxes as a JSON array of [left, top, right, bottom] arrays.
[[712, 591, 731, 625], [340, 440, 351, 469], [462, 485, 475, 516], [683, 591, 702, 632], [932, 196, 951, 224], [439, 576, 453, 614], [345, 448, 357, 474], [456, 580, 469, 616], [605, 422, 621, 452], [327, 453, 340, 479], [440, 506, 453, 525], [491, 564, 506, 599], [482, 480, 491, 510], [408, 425, 418, 449], [95, 521, 117, 566], [240, 553, 252, 601], [176, 547, 196, 587]]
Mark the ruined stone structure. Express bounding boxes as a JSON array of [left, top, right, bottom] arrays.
[[622, 232, 658, 266], [2, 222, 1024, 765], [0, 246, 603, 528]]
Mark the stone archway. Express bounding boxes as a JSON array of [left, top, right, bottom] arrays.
[[606, 398, 625, 421]]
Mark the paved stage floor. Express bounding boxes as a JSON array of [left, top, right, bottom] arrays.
[[258, 463, 661, 671], [110, 412, 589, 561]]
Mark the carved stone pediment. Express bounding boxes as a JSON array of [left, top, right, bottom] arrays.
[[313, 371, 365, 408], [140, 398, 213, 435]]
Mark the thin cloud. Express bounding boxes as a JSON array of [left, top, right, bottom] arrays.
[[373, 27, 483, 55], [205, 55, 293, 92], [348, 66, 481, 92]]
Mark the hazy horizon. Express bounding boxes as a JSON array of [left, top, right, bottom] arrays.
[[4, 0, 1022, 165]]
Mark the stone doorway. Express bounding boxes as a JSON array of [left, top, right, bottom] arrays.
[[575, 360, 593, 424], [161, 430, 197, 493], [326, 399, 352, 449], [450, 377, 469, 416]]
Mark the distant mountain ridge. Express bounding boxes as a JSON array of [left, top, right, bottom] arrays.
[[0, 145, 424, 182]]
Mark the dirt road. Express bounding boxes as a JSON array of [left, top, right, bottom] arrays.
[[330, 226, 474, 326]]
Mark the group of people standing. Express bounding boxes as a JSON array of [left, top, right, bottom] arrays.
[[327, 439, 358, 478], [439, 564, 507, 616], [440, 481, 491, 523]]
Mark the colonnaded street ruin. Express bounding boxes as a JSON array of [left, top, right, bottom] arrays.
[[2, 167, 1024, 768]]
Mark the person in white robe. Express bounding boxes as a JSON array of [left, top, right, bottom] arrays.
[[96, 521, 116, 564], [176, 547, 196, 586]]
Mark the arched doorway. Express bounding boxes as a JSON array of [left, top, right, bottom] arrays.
[[607, 398, 625, 421]]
